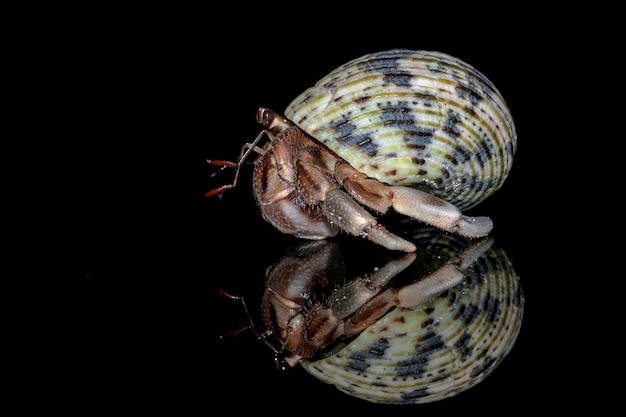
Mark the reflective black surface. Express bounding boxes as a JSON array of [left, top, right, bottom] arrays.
[[61, 18, 586, 413]]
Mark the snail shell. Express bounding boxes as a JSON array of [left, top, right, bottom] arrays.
[[285, 49, 516, 210], [300, 228, 523, 404]]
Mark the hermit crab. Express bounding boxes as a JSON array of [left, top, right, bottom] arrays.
[[207, 49, 516, 252], [217, 228, 523, 404]]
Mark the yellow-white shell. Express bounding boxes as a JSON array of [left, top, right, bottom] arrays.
[[300, 229, 523, 404], [285, 49, 516, 210]]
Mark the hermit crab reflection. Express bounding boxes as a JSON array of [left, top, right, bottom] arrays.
[[218, 228, 523, 404]]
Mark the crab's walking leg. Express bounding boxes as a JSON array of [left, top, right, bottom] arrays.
[[322, 188, 417, 252], [389, 186, 493, 238], [335, 161, 492, 239]]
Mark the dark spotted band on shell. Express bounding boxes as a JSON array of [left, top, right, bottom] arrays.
[[285, 49, 516, 211], [300, 228, 523, 404]]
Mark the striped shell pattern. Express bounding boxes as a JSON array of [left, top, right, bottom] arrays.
[[300, 228, 523, 404], [285, 49, 516, 211]]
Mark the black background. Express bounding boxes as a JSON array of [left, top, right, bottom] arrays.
[[48, 8, 597, 413]]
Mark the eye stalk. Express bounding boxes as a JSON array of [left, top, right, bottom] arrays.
[[256, 107, 273, 128], [257, 107, 293, 134]]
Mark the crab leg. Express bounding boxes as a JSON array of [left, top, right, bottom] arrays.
[[294, 155, 418, 252], [335, 161, 492, 240], [321, 188, 417, 252], [389, 186, 493, 238]]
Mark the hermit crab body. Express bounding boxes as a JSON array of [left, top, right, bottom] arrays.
[[207, 49, 516, 251]]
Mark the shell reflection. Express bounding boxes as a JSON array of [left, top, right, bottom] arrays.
[[301, 230, 522, 404], [259, 228, 523, 404]]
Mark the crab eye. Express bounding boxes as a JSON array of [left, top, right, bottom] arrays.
[[257, 107, 274, 129]]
